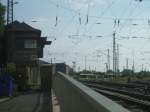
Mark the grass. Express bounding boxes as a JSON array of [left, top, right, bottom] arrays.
[[111, 75, 150, 83]]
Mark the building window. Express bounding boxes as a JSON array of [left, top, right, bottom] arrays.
[[25, 40, 37, 48]]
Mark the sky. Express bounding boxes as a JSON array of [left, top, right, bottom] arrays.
[[2, 0, 150, 72]]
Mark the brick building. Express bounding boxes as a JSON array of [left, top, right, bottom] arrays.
[[3, 21, 51, 90]]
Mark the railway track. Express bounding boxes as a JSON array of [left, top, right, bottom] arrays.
[[81, 80, 150, 95], [82, 80, 150, 112]]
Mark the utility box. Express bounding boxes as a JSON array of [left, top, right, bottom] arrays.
[[0, 74, 13, 96]]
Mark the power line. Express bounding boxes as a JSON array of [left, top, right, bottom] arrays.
[[117, 1, 141, 35], [49, 0, 150, 21], [48, 0, 150, 41], [82, 0, 117, 36]]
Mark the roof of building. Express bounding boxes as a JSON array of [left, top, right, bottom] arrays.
[[5, 21, 41, 32], [38, 60, 51, 65], [4, 21, 52, 45]]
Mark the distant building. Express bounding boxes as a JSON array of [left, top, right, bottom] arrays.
[[55, 63, 73, 75], [3, 21, 51, 90]]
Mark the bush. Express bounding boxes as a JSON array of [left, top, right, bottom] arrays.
[[12, 84, 19, 97]]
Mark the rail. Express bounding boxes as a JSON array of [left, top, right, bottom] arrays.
[[52, 72, 130, 112]]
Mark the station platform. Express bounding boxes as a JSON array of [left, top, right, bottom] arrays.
[[0, 91, 52, 112], [52, 90, 60, 112]]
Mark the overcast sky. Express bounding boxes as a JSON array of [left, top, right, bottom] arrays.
[[2, 0, 150, 72]]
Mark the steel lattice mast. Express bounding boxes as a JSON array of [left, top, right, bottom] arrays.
[[113, 32, 117, 77], [7, 0, 13, 24]]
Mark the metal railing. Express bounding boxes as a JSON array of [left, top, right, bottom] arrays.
[[53, 72, 130, 112]]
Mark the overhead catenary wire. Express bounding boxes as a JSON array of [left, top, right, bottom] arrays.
[[82, 0, 118, 38], [48, 0, 150, 43], [49, 0, 150, 40], [85, 2, 90, 25], [54, 0, 59, 27], [117, 1, 141, 35], [47, 0, 150, 71], [51, 4, 87, 40], [49, 0, 150, 21]]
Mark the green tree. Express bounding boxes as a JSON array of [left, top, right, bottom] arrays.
[[6, 63, 17, 79], [122, 69, 133, 76], [6, 63, 16, 74], [0, 3, 5, 35]]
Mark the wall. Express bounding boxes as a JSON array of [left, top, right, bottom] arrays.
[[53, 72, 130, 112], [40, 65, 52, 92]]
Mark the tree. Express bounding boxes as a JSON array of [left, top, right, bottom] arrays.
[[5, 63, 17, 80], [6, 63, 16, 74], [0, 3, 5, 35], [121, 69, 133, 76]]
